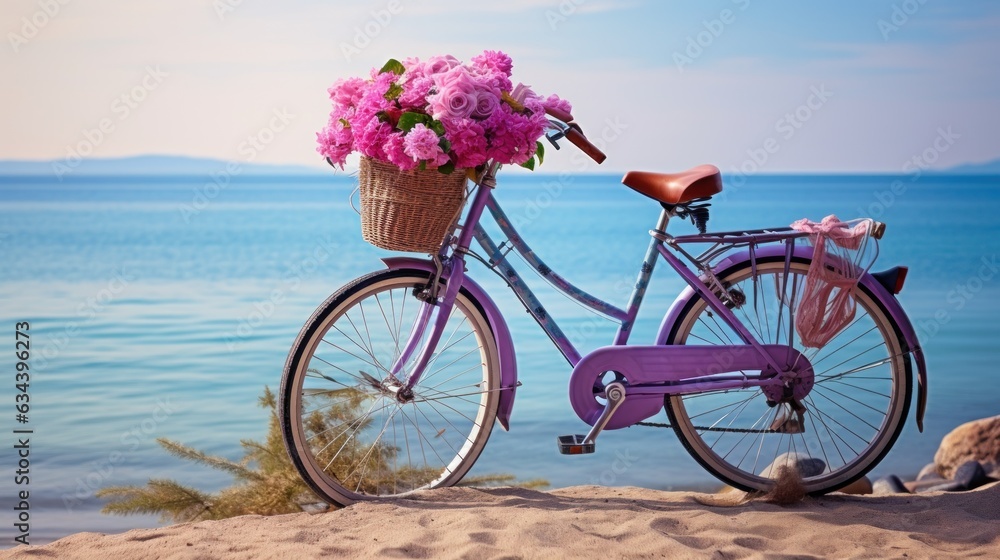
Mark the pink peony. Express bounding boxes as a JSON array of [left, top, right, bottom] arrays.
[[470, 51, 513, 92], [481, 102, 547, 165], [383, 132, 418, 170], [328, 77, 367, 109], [442, 117, 488, 168], [398, 75, 434, 109], [471, 50, 513, 77], [402, 124, 444, 162], [542, 94, 572, 116]]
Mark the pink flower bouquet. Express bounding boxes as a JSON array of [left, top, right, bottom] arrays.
[[317, 51, 572, 174]]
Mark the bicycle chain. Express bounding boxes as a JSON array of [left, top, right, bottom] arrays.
[[636, 421, 778, 434]]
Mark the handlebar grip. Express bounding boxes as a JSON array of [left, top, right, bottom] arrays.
[[564, 125, 607, 164]]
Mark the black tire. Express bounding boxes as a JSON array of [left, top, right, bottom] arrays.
[[664, 256, 912, 494], [279, 269, 501, 506]]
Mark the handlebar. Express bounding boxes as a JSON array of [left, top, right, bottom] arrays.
[[564, 124, 607, 164], [543, 107, 607, 164]]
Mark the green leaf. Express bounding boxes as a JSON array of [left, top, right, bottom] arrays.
[[375, 111, 390, 123], [520, 157, 536, 171], [437, 161, 456, 175], [438, 137, 452, 154], [379, 58, 406, 75], [419, 161, 427, 171], [397, 112, 430, 132], [384, 82, 403, 100], [535, 141, 545, 165], [338, 118, 350, 128], [429, 120, 446, 136]]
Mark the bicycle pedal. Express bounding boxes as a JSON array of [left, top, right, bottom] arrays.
[[557, 434, 595, 455]]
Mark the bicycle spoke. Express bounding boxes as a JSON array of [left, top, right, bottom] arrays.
[[811, 383, 887, 422], [664, 260, 907, 493], [827, 379, 891, 399], [817, 356, 893, 383], [374, 293, 400, 362], [816, 342, 884, 377], [342, 314, 391, 376], [284, 272, 499, 502]]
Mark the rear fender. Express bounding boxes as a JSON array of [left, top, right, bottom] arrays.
[[656, 243, 928, 431], [381, 257, 518, 430]]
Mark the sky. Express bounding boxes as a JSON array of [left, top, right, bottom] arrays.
[[2, 0, 998, 173]]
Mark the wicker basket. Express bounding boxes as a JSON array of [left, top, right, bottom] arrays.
[[358, 156, 468, 253]]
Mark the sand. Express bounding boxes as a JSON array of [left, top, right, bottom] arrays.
[[4, 483, 999, 559]]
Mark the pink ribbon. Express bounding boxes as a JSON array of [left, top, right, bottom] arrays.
[[790, 215, 870, 348]]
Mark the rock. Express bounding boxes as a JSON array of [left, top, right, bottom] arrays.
[[917, 462, 942, 481], [953, 460, 988, 490], [905, 478, 953, 493], [838, 476, 873, 495], [873, 475, 909, 495], [934, 415, 1000, 479], [917, 480, 964, 493], [760, 452, 826, 478]]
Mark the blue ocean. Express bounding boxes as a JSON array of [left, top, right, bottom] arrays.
[[2, 171, 999, 544]]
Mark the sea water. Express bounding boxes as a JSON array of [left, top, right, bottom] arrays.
[[1, 172, 998, 543]]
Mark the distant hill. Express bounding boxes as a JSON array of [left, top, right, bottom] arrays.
[[3, 154, 998, 177], [946, 158, 1000, 174], [0, 155, 329, 177]]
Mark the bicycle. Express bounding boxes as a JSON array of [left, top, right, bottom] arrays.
[[279, 112, 928, 506]]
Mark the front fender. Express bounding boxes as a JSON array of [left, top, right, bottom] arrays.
[[381, 257, 518, 431], [656, 243, 928, 431]]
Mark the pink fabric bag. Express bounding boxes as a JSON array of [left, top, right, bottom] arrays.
[[790, 215, 871, 348]]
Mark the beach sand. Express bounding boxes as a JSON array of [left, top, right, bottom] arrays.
[[4, 483, 998, 559]]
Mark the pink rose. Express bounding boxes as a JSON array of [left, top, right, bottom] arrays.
[[473, 87, 500, 119], [430, 68, 478, 120], [424, 54, 461, 75]]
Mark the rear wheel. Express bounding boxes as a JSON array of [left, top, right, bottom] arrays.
[[279, 269, 501, 506], [664, 257, 911, 494]]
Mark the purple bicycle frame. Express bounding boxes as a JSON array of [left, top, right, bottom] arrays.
[[383, 168, 928, 432]]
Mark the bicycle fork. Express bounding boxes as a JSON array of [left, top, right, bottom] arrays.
[[384, 258, 467, 401]]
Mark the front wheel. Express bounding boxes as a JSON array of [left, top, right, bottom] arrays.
[[664, 257, 912, 494], [279, 269, 501, 506]]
